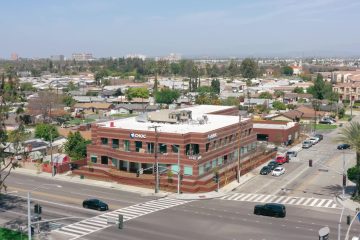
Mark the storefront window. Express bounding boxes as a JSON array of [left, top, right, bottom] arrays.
[[124, 140, 130, 152], [171, 164, 179, 173], [199, 165, 204, 175], [184, 166, 193, 176], [205, 162, 211, 172], [212, 159, 217, 168], [217, 156, 223, 166]]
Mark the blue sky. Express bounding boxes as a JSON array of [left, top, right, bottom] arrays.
[[1, 0, 360, 58]]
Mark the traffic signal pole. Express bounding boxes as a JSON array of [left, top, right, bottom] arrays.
[[149, 125, 161, 194]]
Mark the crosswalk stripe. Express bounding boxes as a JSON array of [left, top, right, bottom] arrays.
[[260, 195, 273, 203], [310, 199, 320, 206], [228, 193, 241, 200], [302, 198, 314, 205], [253, 195, 265, 202], [219, 193, 337, 209], [52, 197, 191, 240], [234, 193, 247, 201], [317, 199, 327, 207]]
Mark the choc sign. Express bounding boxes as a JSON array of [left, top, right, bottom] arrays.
[[130, 133, 146, 139]]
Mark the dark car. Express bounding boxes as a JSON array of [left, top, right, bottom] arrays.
[[337, 144, 351, 150], [314, 134, 323, 141], [319, 120, 333, 124], [260, 166, 272, 175], [83, 199, 109, 211], [254, 203, 286, 218], [267, 161, 279, 170]]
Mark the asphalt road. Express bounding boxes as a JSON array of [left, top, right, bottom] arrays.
[[83, 199, 360, 240]]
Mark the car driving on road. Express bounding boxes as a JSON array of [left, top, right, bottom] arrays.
[[302, 140, 312, 149], [83, 199, 109, 211], [272, 166, 285, 176], [260, 166, 272, 175], [267, 160, 279, 170], [286, 150, 297, 159], [275, 155, 288, 164], [254, 203, 286, 218], [314, 133, 323, 141], [337, 144, 350, 150]]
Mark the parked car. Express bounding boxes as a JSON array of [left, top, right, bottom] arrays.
[[260, 166, 272, 175], [337, 144, 351, 150], [323, 116, 336, 123], [309, 137, 319, 145], [319, 119, 333, 124], [267, 161, 279, 170], [83, 199, 109, 211], [286, 150, 297, 159], [272, 166, 285, 176], [302, 140, 312, 149], [254, 203, 286, 218], [275, 156, 288, 164], [314, 134, 323, 141]]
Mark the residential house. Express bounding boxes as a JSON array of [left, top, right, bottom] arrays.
[[74, 102, 114, 116], [110, 104, 159, 115]]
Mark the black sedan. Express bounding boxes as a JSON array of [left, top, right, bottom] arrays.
[[337, 144, 351, 150], [83, 199, 109, 211], [267, 161, 279, 170], [254, 203, 286, 218], [260, 166, 272, 175]]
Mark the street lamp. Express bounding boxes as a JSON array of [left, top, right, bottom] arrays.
[[172, 145, 181, 194], [148, 125, 160, 194], [27, 184, 62, 240]]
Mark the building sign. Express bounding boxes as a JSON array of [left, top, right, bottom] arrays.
[[207, 133, 217, 140], [130, 133, 146, 139]]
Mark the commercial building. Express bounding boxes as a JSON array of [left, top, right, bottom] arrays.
[[85, 105, 261, 192], [50, 55, 65, 61], [72, 53, 94, 61], [253, 120, 300, 145]]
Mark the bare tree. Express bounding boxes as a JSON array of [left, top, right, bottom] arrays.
[[27, 91, 64, 122]]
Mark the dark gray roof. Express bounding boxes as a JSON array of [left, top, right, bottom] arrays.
[[115, 104, 159, 111]]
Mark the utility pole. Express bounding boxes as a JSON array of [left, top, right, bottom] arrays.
[[149, 125, 161, 193]]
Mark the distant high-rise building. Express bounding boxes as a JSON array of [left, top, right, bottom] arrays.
[[50, 55, 65, 61], [125, 54, 146, 61], [72, 53, 94, 61], [11, 53, 19, 61], [156, 53, 181, 62]]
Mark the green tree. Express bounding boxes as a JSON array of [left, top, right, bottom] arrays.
[[307, 73, 332, 100], [347, 166, 360, 196], [282, 66, 294, 76], [211, 79, 220, 94], [293, 87, 304, 94], [272, 101, 287, 110], [20, 82, 35, 91], [274, 90, 285, 98], [240, 58, 258, 79], [63, 95, 76, 107], [197, 86, 213, 94], [337, 122, 360, 166], [64, 131, 90, 160], [259, 92, 273, 99], [170, 62, 181, 76], [221, 97, 239, 106], [155, 88, 180, 104], [34, 124, 59, 141], [125, 87, 149, 101], [227, 60, 239, 79]]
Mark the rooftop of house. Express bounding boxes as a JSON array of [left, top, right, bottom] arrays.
[[97, 105, 247, 134], [74, 102, 113, 109], [253, 121, 297, 130]]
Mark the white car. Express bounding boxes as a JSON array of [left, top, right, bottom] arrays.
[[272, 166, 285, 176], [309, 137, 319, 145]]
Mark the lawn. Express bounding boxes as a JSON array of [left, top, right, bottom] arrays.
[[315, 124, 338, 130], [339, 114, 351, 121], [110, 113, 136, 118], [66, 118, 95, 125], [0, 227, 28, 240]]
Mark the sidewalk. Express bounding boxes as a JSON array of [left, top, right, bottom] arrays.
[[337, 194, 360, 213], [13, 167, 169, 198]]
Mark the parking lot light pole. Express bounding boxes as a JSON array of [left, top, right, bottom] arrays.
[[27, 184, 62, 240]]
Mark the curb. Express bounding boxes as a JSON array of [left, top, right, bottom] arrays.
[[168, 192, 226, 200]]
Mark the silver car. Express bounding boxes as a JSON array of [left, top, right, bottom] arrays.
[[302, 140, 312, 149]]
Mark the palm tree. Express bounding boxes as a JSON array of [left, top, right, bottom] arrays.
[[337, 122, 360, 166]]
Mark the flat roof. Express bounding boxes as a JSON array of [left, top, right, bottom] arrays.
[[253, 122, 296, 130], [98, 105, 248, 134]]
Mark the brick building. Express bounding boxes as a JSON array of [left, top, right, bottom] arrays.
[[84, 105, 263, 192], [253, 120, 300, 145]]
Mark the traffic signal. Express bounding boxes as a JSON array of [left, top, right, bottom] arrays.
[[347, 215, 351, 225], [343, 175, 347, 187], [309, 159, 313, 167], [153, 164, 158, 173], [136, 170, 140, 177], [34, 204, 42, 214], [180, 174, 183, 181], [213, 172, 219, 183]]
